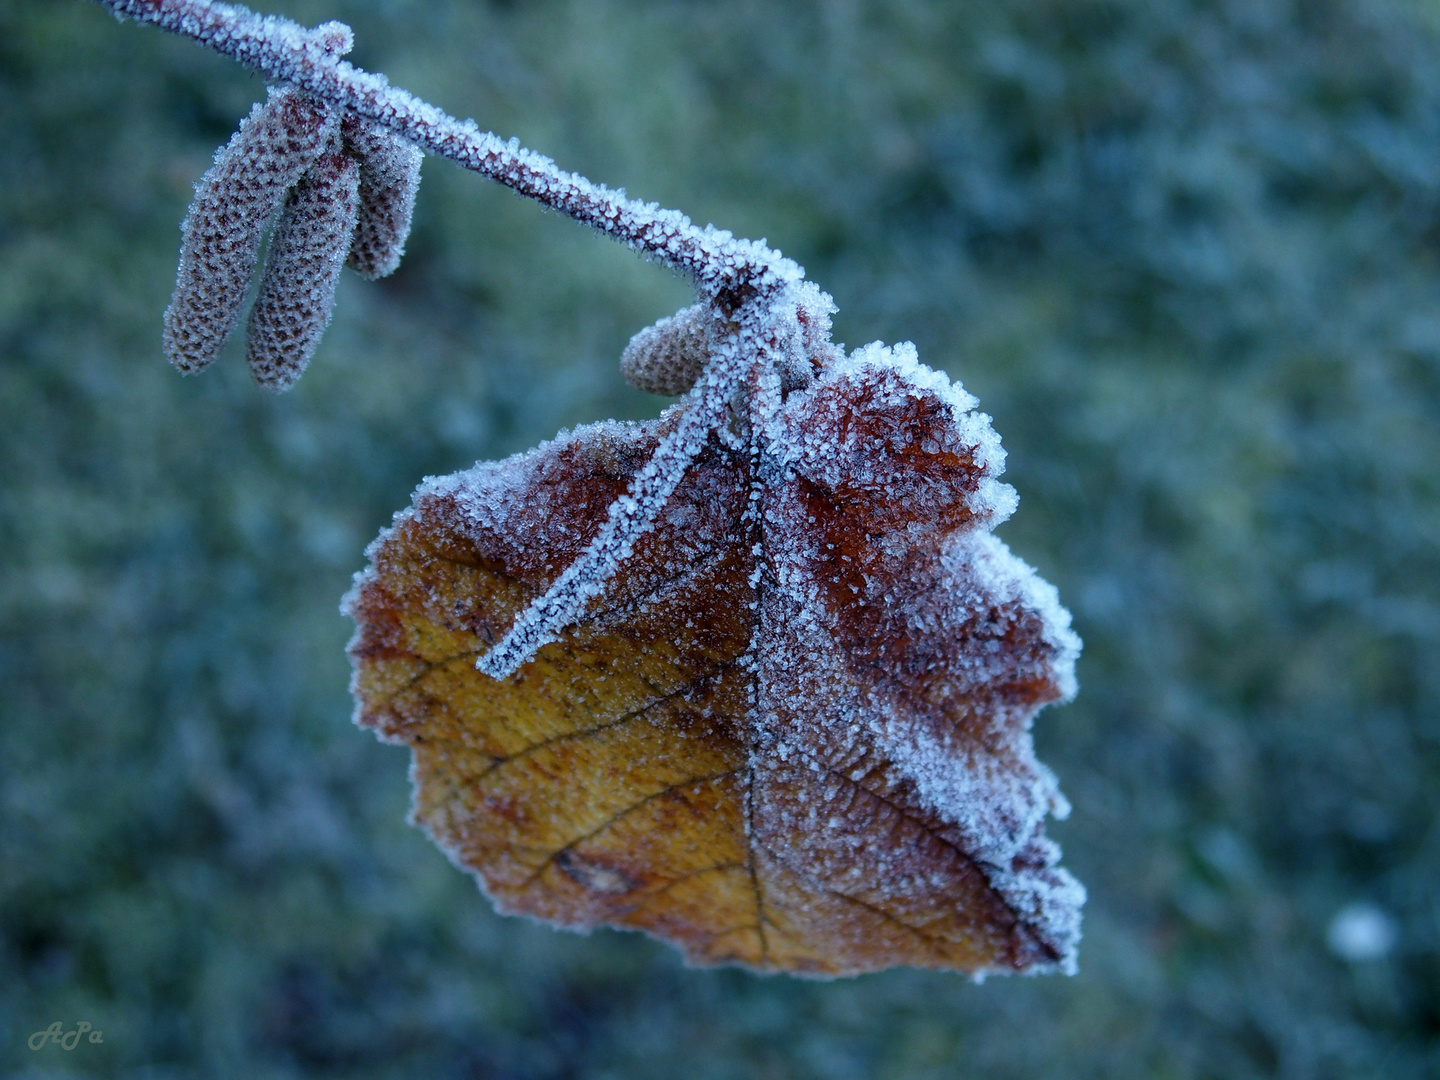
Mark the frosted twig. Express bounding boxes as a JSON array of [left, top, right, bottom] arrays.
[[100, 0, 824, 675], [95, 0, 803, 304]]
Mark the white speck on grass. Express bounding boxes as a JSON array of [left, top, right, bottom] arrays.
[[1326, 902, 1397, 962]]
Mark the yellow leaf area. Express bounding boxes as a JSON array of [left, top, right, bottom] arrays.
[[345, 351, 1083, 977]]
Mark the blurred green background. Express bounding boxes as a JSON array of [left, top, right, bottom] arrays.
[[4, 0, 1439, 1075]]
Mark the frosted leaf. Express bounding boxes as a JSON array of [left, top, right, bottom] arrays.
[[341, 113, 422, 280], [163, 84, 337, 374], [346, 336, 1083, 977], [246, 149, 360, 391]]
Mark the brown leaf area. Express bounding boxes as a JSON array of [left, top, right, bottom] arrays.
[[345, 346, 1083, 977]]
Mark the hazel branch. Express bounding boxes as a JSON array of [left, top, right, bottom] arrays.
[[94, 0, 803, 304], [96, 0, 826, 670]]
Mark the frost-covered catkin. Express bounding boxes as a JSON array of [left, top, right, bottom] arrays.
[[619, 303, 711, 396], [163, 85, 337, 374], [245, 151, 360, 391], [341, 115, 423, 280]]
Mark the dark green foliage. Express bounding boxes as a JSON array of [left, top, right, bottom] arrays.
[[3, 0, 1439, 1075]]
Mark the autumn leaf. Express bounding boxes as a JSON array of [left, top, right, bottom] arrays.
[[344, 341, 1083, 977]]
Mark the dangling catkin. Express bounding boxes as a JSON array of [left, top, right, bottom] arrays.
[[342, 114, 422, 280], [163, 85, 337, 374], [245, 151, 360, 391], [341, 115, 420, 280]]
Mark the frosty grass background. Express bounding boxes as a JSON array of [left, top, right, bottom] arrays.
[[3, 0, 1439, 1076]]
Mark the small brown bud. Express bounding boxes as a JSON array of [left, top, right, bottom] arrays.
[[619, 303, 711, 396], [163, 86, 337, 374]]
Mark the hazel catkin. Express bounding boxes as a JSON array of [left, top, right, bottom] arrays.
[[163, 85, 337, 374]]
